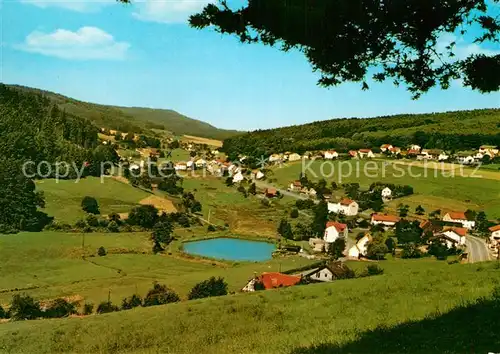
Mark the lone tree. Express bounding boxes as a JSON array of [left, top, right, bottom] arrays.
[[328, 238, 346, 260], [151, 221, 174, 252], [187, 0, 500, 97], [81, 196, 100, 215]]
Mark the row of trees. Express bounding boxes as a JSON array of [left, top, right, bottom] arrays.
[[1, 277, 228, 321]]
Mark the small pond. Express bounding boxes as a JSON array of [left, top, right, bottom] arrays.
[[183, 237, 276, 261]]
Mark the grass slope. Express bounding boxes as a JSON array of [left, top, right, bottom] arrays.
[[271, 160, 500, 218], [7, 85, 240, 140], [36, 177, 152, 224], [1, 260, 500, 353]]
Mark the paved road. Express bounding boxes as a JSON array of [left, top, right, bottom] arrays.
[[466, 236, 492, 263]]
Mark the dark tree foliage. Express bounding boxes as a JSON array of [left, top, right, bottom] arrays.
[[143, 283, 180, 307], [121, 294, 143, 310], [96, 301, 120, 314], [187, 277, 228, 300], [277, 218, 294, 239], [312, 201, 329, 237], [97, 246, 107, 257], [190, 0, 500, 97], [81, 196, 100, 215], [9, 294, 42, 321], [0, 158, 51, 233], [127, 205, 159, 229], [328, 238, 346, 260], [395, 220, 423, 245], [43, 298, 77, 318], [151, 221, 174, 251]]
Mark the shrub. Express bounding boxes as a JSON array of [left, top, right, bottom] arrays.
[[207, 224, 216, 232], [74, 219, 87, 229], [363, 264, 384, 276], [96, 301, 119, 314], [98, 218, 110, 228], [177, 214, 191, 228], [121, 294, 143, 310], [81, 196, 100, 215], [188, 277, 228, 300], [108, 221, 119, 233], [127, 205, 159, 229], [0, 305, 7, 319], [43, 298, 76, 318], [97, 246, 107, 257], [9, 294, 41, 321], [82, 302, 94, 315], [143, 283, 180, 307], [290, 208, 299, 218], [86, 214, 99, 227], [108, 212, 121, 223]]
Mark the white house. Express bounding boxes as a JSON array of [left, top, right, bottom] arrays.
[[324, 150, 339, 160], [371, 214, 400, 227], [381, 187, 392, 199], [389, 147, 402, 155], [489, 225, 500, 244], [269, 154, 282, 163], [305, 264, 348, 282], [442, 212, 476, 230], [380, 144, 393, 152], [289, 180, 303, 192], [409, 144, 422, 151], [232, 171, 244, 183], [309, 238, 326, 252], [251, 170, 265, 180], [479, 145, 499, 156], [438, 228, 467, 248], [195, 158, 207, 168], [358, 149, 375, 158], [438, 153, 449, 161], [328, 198, 359, 216], [456, 154, 475, 165], [348, 234, 372, 258], [186, 160, 194, 170], [174, 162, 187, 171], [288, 153, 302, 162], [323, 221, 348, 244]]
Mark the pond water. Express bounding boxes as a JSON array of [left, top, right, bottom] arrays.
[[183, 237, 276, 261]]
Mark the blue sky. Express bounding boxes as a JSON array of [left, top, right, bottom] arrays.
[[2, 0, 499, 131]]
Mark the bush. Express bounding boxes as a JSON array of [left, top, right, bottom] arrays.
[[96, 301, 119, 314], [363, 264, 384, 276], [108, 221, 119, 233], [207, 224, 216, 232], [97, 246, 107, 257], [86, 214, 99, 227], [74, 219, 87, 229], [0, 305, 8, 319], [290, 208, 299, 218], [43, 298, 76, 318], [81, 196, 100, 215], [98, 218, 110, 228], [82, 302, 94, 315], [143, 283, 180, 307], [108, 212, 121, 223], [188, 277, 228, 300], [9, 294, 41, 321], [121, 294, 143, 310]]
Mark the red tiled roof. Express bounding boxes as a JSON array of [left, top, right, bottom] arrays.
[[326, 221, 347, 232], [489, 225, 500, 232], [419, 220, 431, 229], [381, 144, 392, 148], [408, 149, 420, 155], [389, 147, 401, 152], [359, 149, 372, 153], [340, 198, 355, 206], [258, 272, 301, 290], [446, 211, 467, 220], [445, 227, 468, 237], [293, 180, 302, 187], [372, 214, 400, 223], [265, 188, 277, 195], [349, 150, 358, 156]]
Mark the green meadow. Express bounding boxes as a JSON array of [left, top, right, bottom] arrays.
[[1, 258, 500, 353], [271, 160, 500, 219], [36, 177, 151, 224], [0, 230, 313, 306]]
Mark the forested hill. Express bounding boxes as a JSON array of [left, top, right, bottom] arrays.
[[6, 84, 240, 140], [222, 109, 500, 158]]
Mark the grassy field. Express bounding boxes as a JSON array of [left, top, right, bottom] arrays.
[[0, 230, 314, 306], [36, 177, 152, 224], [271, 160, 500, 219], [1, 258, 500, 353]]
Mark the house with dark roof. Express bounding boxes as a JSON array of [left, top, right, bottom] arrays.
[[305, 262, 352, 282]]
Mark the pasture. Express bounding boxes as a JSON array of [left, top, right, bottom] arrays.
[[35, 177, 152, 224], [271, 160, 500, 219], [0, 230, 313, 306], [1, 258, 500, 353]]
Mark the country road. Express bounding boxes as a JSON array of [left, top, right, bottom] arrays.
[[466, 236, 492, 263]]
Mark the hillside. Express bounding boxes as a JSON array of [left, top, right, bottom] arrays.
[[222, 109, 500, 158], [1, 260, 499, 353], [5, 85, 241, 140]]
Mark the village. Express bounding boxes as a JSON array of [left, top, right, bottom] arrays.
[[95, 128, 500, 293]]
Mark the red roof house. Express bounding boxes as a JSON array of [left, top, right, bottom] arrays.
[[257, 272, 301, 290]]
